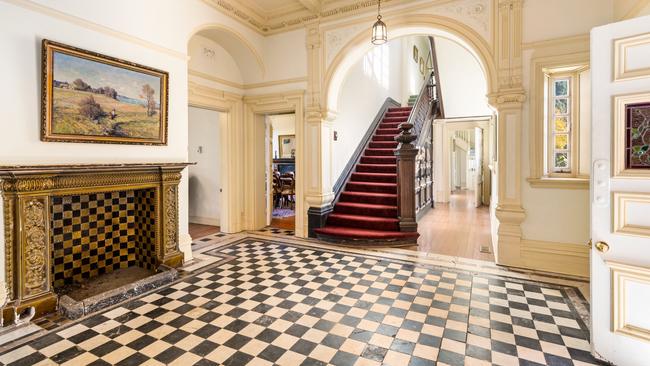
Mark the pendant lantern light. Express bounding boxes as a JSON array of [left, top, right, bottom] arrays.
[[371, 0, 387, 45]]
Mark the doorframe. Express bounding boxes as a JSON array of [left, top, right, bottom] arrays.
[[434, 116, 492, 204], [188, 82, 244, 234], [244, 91, 305, 236]]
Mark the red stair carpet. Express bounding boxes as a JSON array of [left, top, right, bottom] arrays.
[[314, 106, 419, 243]]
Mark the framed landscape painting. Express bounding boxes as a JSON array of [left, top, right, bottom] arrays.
[[41, 40, 168, 145]]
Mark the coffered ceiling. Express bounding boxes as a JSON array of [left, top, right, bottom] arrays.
[[203, 0, 423, 35]]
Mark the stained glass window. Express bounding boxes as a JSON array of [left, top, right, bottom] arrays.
[[550, 77, 571, 173], [625, 102, 650, 169]]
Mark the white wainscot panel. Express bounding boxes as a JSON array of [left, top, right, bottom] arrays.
[[614, 192, 650, 237], [615, 33, 650, 81], [611, 262, 650, 342]]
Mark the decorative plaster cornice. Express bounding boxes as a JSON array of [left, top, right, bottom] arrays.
[[202, 0, 437, 35], [189, 69, 308, 90]]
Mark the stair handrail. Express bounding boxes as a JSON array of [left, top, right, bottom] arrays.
[[394, 71, 437, 232]]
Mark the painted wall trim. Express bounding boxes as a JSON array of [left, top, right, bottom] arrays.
[[518, 239, 589, 277], [180, 233, 194, 262], [189, 69, 308, 90], [620, 0, 650, 20], [522, 34, 590, 50], [2, 0, 188, 60], [189, 216, 221, 226], [526, 177, 589, 190], [527, 37, 590, 186]]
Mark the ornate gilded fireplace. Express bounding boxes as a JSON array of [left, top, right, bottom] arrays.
[[0, 163, 190, 318]]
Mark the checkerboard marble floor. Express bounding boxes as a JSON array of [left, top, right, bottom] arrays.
[[0, 235, 600, 366]]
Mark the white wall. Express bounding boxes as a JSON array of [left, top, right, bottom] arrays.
[[188, 107, 221, 226], [401, 36, 431, 104], [269, 114, 296, 159], [518, 1, 612, 246], [331, 40, 404, 180], [523, 0, 613, 43], [0, 0, 266, 275], [435, 37, 492, 118], [188, 35, 243, 85]]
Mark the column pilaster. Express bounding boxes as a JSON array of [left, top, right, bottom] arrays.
[[304, 23, 335, 236], [491, 0, 527, 266]]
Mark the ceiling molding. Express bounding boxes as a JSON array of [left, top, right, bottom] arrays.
[[621, 0, 650, 20], [189, 69, 308, 90], [201, 0, 433, 35]]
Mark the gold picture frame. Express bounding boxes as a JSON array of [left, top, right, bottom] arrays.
[[413, 45, 419, 63], [419, 57, 425, 75], [41, 40, 169, 145], [278, 134, 296, 159]]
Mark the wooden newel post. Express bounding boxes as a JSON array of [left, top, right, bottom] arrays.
[[394, 121, 418, 232]]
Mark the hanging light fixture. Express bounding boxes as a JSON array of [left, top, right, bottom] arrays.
[[371, 0, 387, 45]]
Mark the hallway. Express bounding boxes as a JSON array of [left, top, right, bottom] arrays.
[[417, 190, 494, 262]]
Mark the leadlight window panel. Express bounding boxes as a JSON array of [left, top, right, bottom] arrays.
[[550, 77, 571, 173]]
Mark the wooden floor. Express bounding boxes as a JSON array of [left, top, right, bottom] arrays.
[[189, 192, 493, 262], [270, 216, 295, 230], [189, 223, 220, 238], [416, 190, 495, 262]]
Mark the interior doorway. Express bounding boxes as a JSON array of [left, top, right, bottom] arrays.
[[188, 106, 223, 239], [418, 117, 494, 260], [450, 127, 484, 207], [267, 113, 296, 232]]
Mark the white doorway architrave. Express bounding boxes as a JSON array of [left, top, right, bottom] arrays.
[[433, 116, 492, 205]]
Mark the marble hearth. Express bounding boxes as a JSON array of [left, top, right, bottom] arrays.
[[0, 163, 191, 320]]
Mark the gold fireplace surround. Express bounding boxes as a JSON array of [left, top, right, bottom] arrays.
[[0, 163, 190, 318]]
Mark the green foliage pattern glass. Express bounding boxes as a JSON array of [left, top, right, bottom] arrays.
[[626, 103, 650, 169]]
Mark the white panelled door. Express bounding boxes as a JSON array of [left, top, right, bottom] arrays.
[[474, 127, 483, 207], [590, 15, 650, 366]]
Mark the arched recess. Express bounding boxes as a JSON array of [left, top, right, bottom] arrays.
[[189, 24, 266, 82], [185, 25, 260, 236], [322, 14, 497, 116]]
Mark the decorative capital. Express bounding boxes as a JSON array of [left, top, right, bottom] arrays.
[[306, 24, 321, 49], [161, 171, 183, 183], [488, 89, 526, 107]]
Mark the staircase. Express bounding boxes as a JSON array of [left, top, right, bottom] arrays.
[[313, 106, 420, 243]]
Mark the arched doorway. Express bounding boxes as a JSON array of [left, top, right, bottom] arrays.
[[320, 16, 498, 260], [186, 26, 306, 239]]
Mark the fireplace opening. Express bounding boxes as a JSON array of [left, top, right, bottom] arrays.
[[50, 189, 160, 302]]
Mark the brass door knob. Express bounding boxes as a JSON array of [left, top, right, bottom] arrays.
[[595, 241, 610, 253]]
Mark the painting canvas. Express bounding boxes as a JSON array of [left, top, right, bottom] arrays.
[[42, 40, 168, 145], [279, 135, 296, 159]]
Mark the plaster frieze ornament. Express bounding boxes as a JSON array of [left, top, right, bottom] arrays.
[[434, 0, 490, 40]]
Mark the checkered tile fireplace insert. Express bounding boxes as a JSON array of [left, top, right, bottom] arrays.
[[50, 189, 158, 288]]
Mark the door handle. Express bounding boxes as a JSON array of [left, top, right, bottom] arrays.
[[594, 241, 610, 253]]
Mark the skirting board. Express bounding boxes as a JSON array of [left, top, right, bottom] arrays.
[[189, 216, 220, 226], [180, 233, 193, 262], [519, 239, 589, 277]]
